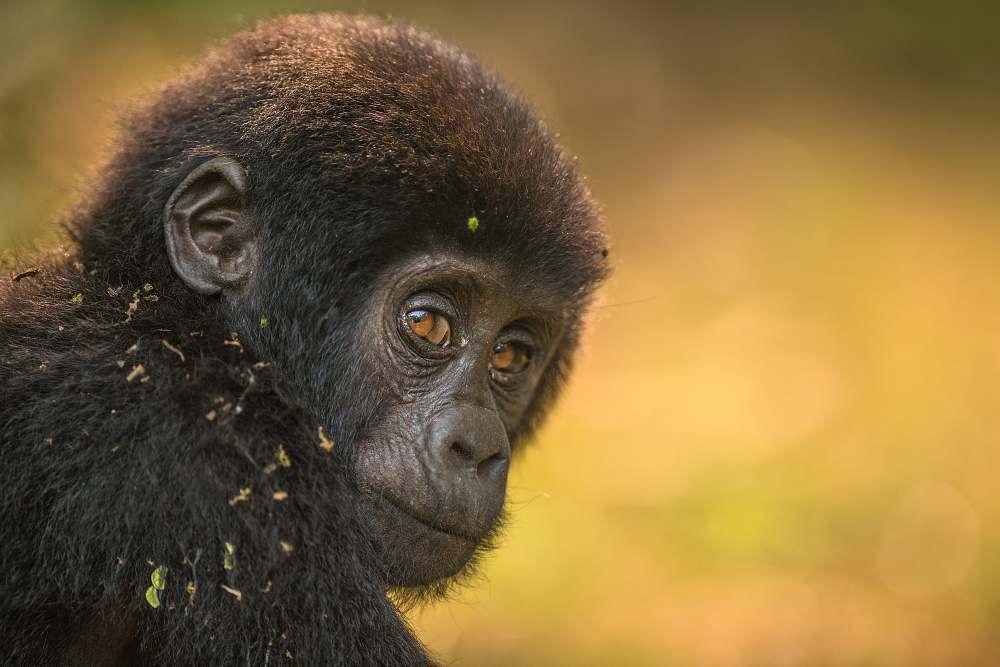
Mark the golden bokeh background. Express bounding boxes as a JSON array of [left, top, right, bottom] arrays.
[[3, 2, 1000, 665]]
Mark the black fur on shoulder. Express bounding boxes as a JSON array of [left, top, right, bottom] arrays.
[[0, 13, 608, 665]]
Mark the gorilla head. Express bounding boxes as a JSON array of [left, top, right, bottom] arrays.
[[145, 15, 609, 589], [1, 13, 608, 664]]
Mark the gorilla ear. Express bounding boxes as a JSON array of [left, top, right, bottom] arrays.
[[164, 157, 257, 295]]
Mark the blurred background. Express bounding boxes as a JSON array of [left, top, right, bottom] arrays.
[[3, 1, 1000, 664]]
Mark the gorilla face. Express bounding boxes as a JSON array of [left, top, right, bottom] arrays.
[[163, 153, 592, 592], [162, 149, 596, 595], [354, 254, 565, 586]]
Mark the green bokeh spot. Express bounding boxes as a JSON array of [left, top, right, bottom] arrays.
[[467, 216, 479, 233]]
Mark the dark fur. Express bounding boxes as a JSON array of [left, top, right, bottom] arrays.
[[0, 14, 608, 665]]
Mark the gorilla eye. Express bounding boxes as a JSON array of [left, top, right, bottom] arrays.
[[490, 341, 531, 374], [405, 309, 450, 346]]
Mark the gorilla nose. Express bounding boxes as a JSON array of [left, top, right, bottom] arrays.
[[430, 405, 510, 488]]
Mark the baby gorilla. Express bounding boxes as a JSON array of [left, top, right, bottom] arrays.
[[0, 13, 608, 666]]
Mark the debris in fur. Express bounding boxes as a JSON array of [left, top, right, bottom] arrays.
[[145, 564, 168, 609], [122, 290, 141, 324], [145, 586, 161, 609], [221, 584, 242, 601], [162, 339, 185, 363], [229, 487, 252, 506], [318, 426, 333, 452], [126, 364, 146, 383], [277, 446, 291, 468], [151, 565, 168, 590]]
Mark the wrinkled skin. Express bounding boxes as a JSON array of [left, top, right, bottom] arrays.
[[355, 254, 570, 585]]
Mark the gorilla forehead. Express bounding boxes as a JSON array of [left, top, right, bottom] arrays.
[[128, 14, 607, 297]]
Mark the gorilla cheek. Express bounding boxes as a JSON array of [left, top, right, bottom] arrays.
[[355, 437, 429, 508]]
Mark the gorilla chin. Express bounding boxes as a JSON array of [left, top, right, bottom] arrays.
[[361, 492, 490, 587]]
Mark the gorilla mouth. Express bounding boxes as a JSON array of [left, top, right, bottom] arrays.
[[375, 492, 479, 544]]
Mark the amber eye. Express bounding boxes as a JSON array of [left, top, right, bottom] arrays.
[[405, 309, 450, 346], [490, 341, 531, 374]]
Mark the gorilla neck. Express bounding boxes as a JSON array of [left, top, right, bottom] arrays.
[[0, 260, 427, 663]]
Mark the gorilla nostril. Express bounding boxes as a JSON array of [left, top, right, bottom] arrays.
[[449, 440, 474, 463], [477, 452, 508, 482], [447, 438, 507, 481]]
